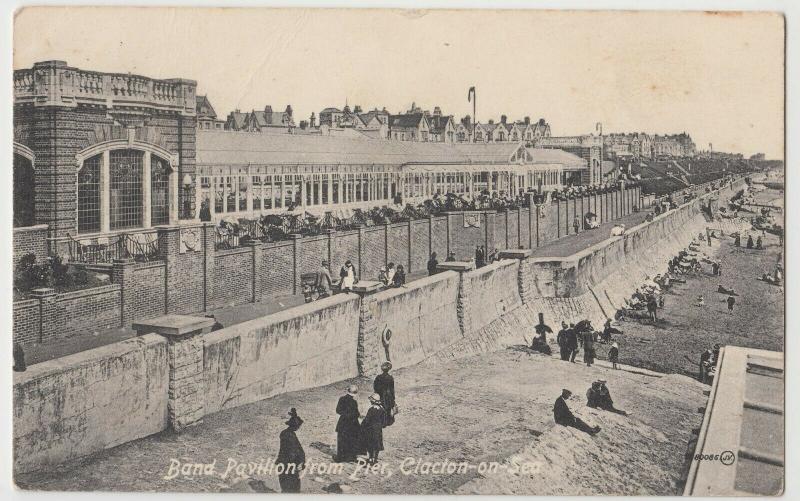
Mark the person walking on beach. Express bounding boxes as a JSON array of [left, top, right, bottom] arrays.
[[276, 408, 305, 493], [335, 385, 361, 463]]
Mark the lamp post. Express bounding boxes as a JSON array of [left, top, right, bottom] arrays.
[[596, 122, 603, 185], [182, 173, 192, 219]]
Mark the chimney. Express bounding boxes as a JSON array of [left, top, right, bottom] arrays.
[[488, 119, 494, 124], [500, 115, 507, 124], [538, 118, 545, 125], [462, 115, 471, 127], [433, 106, 441, 116], [354, 105, 362, 114], [524, 116, 530, 125]]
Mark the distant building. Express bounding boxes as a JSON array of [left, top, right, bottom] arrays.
[[196, 95, 224, 130], [535, 134, 603, 185], [389, 112, 430, 141], [225, 110, 248, 131], [426, 107, 456, 143], [238, 105, 295, 132], [750, 153, 766, 161]]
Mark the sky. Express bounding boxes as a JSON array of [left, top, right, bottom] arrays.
[[13, 7, 785, 158]]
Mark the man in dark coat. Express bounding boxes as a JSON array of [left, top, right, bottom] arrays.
[[746, 235, 754, 249], [427, 252, 439, 276], [586, 381, 628, 415], [566, 323, 579, 363], [475, 246, 485, 268], [361, 393, 386, 464], [276, 408, 305, 493], [556, 322, 570, 361], [335, 385, 361, 462], [553, 389, 600, 435], [373, 362, 396, 426]]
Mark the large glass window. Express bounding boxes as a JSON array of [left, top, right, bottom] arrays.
[[13, 153, 36, 228], [78, 154, 101, 233], [239, 175, 248, 211], [252, 176, 262, 211], [151, 156, 170, 226], [110, 149, 143, 230]]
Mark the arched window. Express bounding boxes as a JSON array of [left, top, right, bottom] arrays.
[[78, 154, 101, 233], [13, 153, 35, 227], [76, 146, 175, 234]]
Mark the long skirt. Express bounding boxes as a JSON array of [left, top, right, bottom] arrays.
[[279, 473, 300, 493], [337, 430, 360, 462]]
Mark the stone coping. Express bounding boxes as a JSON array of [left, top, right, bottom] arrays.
[[132, 314, 215, 337], [436, 261, 475, 272]]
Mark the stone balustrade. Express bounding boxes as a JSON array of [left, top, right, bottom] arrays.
[[13, 60, 196, 115]]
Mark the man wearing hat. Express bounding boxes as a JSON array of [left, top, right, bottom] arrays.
[[276, 408, 305, 493], [532, 313, 553, 354], [553, 389, 601, 435], [557, 322, 571, 361], [373, 362, 396, 427], [586, 381, 629, 416], [361, 393, 387, 465], [335, 385, 361, 462]]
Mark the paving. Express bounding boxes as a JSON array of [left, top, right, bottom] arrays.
[[531, 210, 651, 258], [15, 346, 706, 495]]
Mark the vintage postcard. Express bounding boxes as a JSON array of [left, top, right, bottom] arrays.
[[9, 5, 785, 496]]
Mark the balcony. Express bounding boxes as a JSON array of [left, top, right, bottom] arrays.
[[14, 60, 196, 116]]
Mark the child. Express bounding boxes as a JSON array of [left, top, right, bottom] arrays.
[[609, 342, 620, 370], [696, 295, 705, 307]]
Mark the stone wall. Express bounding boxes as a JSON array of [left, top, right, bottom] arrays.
[[13, 334, 168, 474], [203, 294, 361, 415], [363, 271, 462, 374]]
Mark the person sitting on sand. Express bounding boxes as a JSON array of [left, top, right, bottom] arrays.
[[586, 380, 629, 416], [553, 389, 601, 435]]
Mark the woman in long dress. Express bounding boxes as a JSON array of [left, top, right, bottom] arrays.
[[340, 260, 357, 292], [360, 393, 386, 465], [335, 385, 361, 462], [276, 408, 305, 493]]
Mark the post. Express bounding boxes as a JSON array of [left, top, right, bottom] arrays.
[[245, 241, 263, 303], [352, 281, 384, 376], [498, 249, 533, 303], [30, 288, 58, 344], [112, 257, 138, 326], [437, 261, 475, 338], [290, 233, 302, 295]]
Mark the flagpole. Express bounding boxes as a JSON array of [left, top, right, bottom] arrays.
[[472, 88, 476, 143]]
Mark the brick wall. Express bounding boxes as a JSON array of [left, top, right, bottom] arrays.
[[13, 225, 48, 269], [213, 248, 253, 309], [54, 285, 121, 341], [13, 300, 40, 346], [262, 241, 295, 297]]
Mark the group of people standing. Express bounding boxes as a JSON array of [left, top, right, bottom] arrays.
[[531, 314, 623, 370], [335, 362, 398, 466], [378, 263, 406, 288], [275, 362, 398, 493]]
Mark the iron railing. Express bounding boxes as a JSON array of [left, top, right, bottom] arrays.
[[66, 232, 160, 264]]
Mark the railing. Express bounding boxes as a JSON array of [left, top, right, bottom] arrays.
[[13, 62, 195, 113], [66, 233, 161, 265]]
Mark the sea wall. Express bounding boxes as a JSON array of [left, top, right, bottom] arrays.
[[13, 334, 168, 474], [203, 294, 361, 414], [365, 271, 462, 371]]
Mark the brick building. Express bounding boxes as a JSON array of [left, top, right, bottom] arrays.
[[13, 60, 197, 247]]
